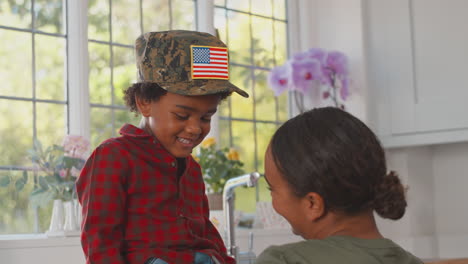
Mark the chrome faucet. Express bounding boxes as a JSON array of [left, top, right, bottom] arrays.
[[222, 172, 261, 261]]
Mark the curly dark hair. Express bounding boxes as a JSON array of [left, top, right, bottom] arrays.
[[270, 107, 407, 220], [123, 82, 232, 113]]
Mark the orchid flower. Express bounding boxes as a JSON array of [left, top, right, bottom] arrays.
[[290, 52, 323, 94], [268, 63, 291, 96], [268, 48, 351, 110]]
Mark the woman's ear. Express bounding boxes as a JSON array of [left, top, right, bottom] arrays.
[[303, 192, 326, 221], [135, 96, 152, 117]]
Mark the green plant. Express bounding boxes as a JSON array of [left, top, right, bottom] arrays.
[[0, 135, 89, 208], [195, 137, 245, 194]]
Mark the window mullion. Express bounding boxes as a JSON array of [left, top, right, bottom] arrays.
[[196, 0, 220, 142], [67, 0, 90, 140]]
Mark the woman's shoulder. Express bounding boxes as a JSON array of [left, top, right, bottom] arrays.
[[255, 237, 424, 264], [255, 240, 330, 264]]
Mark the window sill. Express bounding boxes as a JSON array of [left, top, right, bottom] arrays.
[[0, 234, 81, 249], [0, 227, 294, 249]]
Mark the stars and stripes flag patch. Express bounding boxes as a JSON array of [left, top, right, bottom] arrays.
[[191, 45, 229, 80]]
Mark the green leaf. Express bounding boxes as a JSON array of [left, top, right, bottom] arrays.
[[38, 176, 49, 190], [33, 138, 43, 154], [30, 189, 54, 208], [15, 177, 26, 192], [0, 175, 11, 187], [22, 170, 28, 183]]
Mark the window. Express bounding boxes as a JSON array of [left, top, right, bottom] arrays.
[[87, 0, 197, 148], [0, 0, 197, 235], [214, 0, 288, 212], [0, 0, 68, 234], [0, 0, 290, 235]]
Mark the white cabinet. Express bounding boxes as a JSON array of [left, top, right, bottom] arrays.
[[364, 0, 468, 148]]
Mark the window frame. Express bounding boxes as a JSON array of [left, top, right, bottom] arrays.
[[0, 0, 308, 240]]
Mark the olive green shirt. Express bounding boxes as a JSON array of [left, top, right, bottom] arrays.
[[255, 236, 423, 264]]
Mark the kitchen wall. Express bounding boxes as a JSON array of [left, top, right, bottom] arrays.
[[298, 0, 468, 259]]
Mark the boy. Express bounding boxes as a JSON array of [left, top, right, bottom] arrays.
[[76, 30, 249, 264]]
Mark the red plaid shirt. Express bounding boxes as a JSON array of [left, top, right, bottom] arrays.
[[76, 124, 234, 264]]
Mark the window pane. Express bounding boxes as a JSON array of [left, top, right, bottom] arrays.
[[91, 107, 113, 149], [0, 100, 33, 167], [274, 21, 288, 65], [227, 0, 249, 12], [36, 35, 66, 101], [234, 183, 256, 212], [34, 0, 65, 34], [142, 1, 170, 32], [255, 70, 277, 121], [231, 121, 255, 173], [257, 177, 271, 202], [251, 0, 272, 17], [0, 0, 32, 29], [88, 0, 110, 41], [230, 66, 253, 119], [219, 97, 230, 117], [89, 42, 111, 105], [90, 107, 113, 148], [111, 0, 141, 45], [113, 46, 135, 106], [227, 12, 251, 64], [255, 122, 276, 174], [232, 119, 256, 213], [218, 119, 231, 150], [212, 0, 288, 215], [36, 102, 67, 149], [277, 92, 288, 121], [0, 170, 37, 234], [172, 0, 196, 30], [273, 0, 286, 20], [251, 16, 274, 68], [115, 109, 141, 133], [227, 11, 251, 65], [214, 0, 225, 6], [0, 30, 32, 98], [214, 8, 227, 41]]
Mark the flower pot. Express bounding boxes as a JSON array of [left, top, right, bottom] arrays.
[[46, 199, 64, 236], [74, 199, 82, 228], [63, 200, 79, 231], [206, 193, 223, 211]]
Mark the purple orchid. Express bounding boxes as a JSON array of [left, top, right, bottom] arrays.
[[290, 59, 322, 94], [268, 64, 291, 96], [325, 51, 348, 76], [290, 52, 322, 94], [268, 48, 350, 109], [305, 48, 327, 64], [339, 77, 350, 100]]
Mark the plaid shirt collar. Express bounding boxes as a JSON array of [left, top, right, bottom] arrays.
[[119, 123, 152, 138], [119, 123, 164, 146]]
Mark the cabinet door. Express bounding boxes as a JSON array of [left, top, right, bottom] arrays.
[[365, 0, 468, 147]]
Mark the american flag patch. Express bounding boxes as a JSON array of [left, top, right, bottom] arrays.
[[191, 45, 229, 80]]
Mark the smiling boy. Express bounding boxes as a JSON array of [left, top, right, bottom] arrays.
[[76, 30, 248, 264]]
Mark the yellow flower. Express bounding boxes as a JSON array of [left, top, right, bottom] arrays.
[[201, 137, 216, 148], [227, 148, 240, 161], [192, 154, 200, 162]]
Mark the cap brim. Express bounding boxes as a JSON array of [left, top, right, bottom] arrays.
[[157, 79, 249, 98]]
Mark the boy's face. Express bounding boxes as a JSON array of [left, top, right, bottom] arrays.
[[143, 92, 221, 158]]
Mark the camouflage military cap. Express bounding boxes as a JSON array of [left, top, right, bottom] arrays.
[[135, 30, 249, 98]]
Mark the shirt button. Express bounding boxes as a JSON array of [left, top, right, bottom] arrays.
[[152, 140, 156, 144], [171, 161, 176, 167]]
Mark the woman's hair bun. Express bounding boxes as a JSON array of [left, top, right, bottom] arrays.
[[373, 171, 408, 220]]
